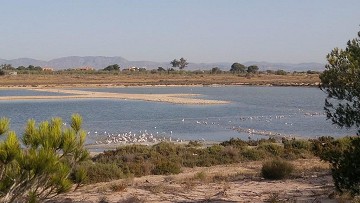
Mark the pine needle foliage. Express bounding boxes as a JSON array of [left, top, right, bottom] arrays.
[[0, 114, 89, 203]]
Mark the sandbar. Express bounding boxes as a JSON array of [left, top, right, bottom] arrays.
[[0, 88, 229, 105]]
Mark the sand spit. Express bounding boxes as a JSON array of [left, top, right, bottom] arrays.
[[0, 88, 229, 105]]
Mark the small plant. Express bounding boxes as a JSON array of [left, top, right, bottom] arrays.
[[261, 159, 294, 180], [98, 196, 109, 203], [266, 192, 285, 203], [121, 195, 145, 203], [110, 182, 127, 192], [193, 171, 208, 182], [144, 184, 165, 194]]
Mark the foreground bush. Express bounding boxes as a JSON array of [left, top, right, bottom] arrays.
[[0, 114, 89, 202], [261, 159, 294, 180], [320, 137, 360, 196]]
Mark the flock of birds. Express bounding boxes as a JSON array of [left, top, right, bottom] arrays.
[[91, 130, 182, 145], [88, 110, 325, 146]]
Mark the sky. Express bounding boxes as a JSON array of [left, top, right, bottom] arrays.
[[0, 0, 359, 64]]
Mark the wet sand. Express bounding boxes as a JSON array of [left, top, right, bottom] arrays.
[[0, 88, 229, 105]]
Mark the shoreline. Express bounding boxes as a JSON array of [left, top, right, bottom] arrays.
[[0, 82, 320, 89]]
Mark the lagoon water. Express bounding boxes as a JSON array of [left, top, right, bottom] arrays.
[[0, 86, 356, 144]]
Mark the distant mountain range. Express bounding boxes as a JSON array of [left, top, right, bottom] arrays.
[[0, 56, 325, 71]]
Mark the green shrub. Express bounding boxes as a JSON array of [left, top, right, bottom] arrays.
[[186, 140, 203, 147], [275, 69, 287, 75], [261, 159, 294, 180], [241, 148, 266, 161], [281, 139, 313, 159], [152, 159, 181, 175], [283, 139, 311, 151], [220, 138, 248, 148], [310, 136, 351, 161], [193, 171, 207, 181], [222, 146, 240, 160], [328, 137, 360, 196], [246, 137, 277, 146], [124, 159, 153, 177], [257, 143, 284, 156], [78, 162, 124, 184]]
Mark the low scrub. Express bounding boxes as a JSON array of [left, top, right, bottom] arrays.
[[316, 137, 360, 196], [152, 159, 181, 175], [261, 159, 294, 180], [88, 137, 335, 183], [77, 162, 124, 184], [257, 143, 284, 157]]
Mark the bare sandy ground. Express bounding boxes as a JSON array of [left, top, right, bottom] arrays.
[[0, 88, 229, 105], [50, 159, 337, 203]]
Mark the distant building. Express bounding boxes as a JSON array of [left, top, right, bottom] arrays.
[[123, 66, 140, 72], [8, 71, 17, 75], [42, 67, 54, 72], [122, 66, 147, 72]]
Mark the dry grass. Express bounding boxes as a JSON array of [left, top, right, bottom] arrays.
[[0, 73, 320, 88], [51, 158, 336, 202]]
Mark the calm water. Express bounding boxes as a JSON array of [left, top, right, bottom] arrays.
[[0, 86, 356, 144]]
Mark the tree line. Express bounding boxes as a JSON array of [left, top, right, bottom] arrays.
[[0, 58, 320, 76]]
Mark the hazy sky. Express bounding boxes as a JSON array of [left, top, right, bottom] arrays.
[[1, 0, 359, 63]]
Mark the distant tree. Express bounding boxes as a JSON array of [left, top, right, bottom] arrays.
[[157, 67, 166, 72], [103, 64, 120, 71], [34, 66, 42, 71], [306, 70, 319, 74], [230, 63, 246, 74], [0, 69, 4, 76], [170, 59, 180, 68], [178, 57, 188, 70], [16, 66, 26, 70], [170, 58, 188, 70], [211, 67, 222, 74], [0, 64, 15, 70], [25, 65, 42, 71], [247, 65, 259, 73], [27, 65, 35, 70], [274, 69, 287, 75]]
